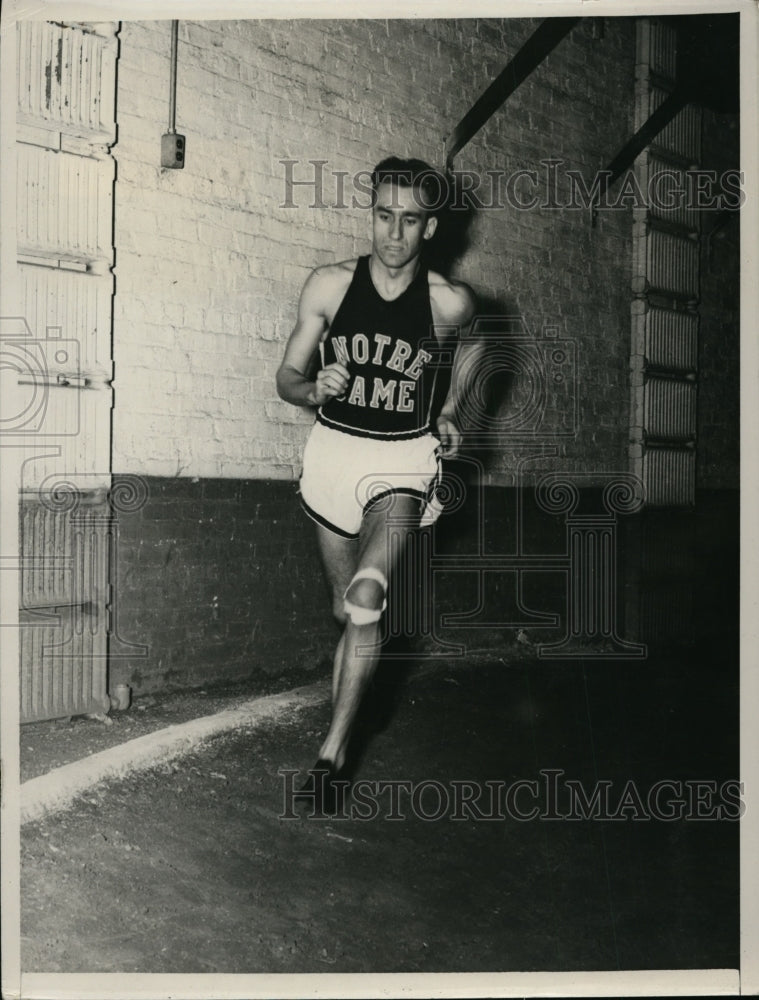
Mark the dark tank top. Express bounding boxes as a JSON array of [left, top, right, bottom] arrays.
[[317, 256, 444, 439]]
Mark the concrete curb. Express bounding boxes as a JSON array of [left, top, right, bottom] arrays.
[[20, 679, 331, 825]]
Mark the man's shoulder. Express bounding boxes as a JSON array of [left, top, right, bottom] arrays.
[[315, 257, 359, 276], [309, 258, 358, 289], [302, 259, 358, 313], [428, 269, 476, 324]]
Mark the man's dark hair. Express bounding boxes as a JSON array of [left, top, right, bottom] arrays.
[[371, 156, 449, 215]]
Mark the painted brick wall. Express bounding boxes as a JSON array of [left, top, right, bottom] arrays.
[[106, 17, 733, 696], [112, 17, 636, 486]]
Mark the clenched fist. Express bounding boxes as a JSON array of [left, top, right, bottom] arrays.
[[436, 414, 462, 458], [313, 362, 350, 406]]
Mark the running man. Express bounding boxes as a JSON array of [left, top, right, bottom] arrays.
[[276, 157, 476, 812]]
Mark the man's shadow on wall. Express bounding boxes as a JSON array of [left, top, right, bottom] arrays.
[[349, 190, 522, 768], [426, 183, 521, 479]]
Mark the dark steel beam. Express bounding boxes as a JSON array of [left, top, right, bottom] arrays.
[[445, 17, 580, 170], [595, 88, 688, 205]]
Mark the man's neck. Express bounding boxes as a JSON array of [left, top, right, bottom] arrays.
[[368, 253, 421, 300]]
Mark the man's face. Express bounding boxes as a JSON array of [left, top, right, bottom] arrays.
[[371, 180, 438, 269]]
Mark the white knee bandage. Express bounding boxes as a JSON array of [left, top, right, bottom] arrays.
[[343, 567, 388, 626]]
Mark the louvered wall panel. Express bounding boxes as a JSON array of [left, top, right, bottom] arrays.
[[16, 389, 113, 491], [649, 87, 701, 161], [646, 229, 699, 297], [17, 145, 113, 262], [17, 264, 112, 488], [632, 18, 700, 509], [19, 262, 113, 373], [636, 20, 677, 79], [645, 307, 699, 372], [16, 21, 117, 141], [642, 448, 695, 506], [16, 20, 117, 721], [644, 377, 696, 441], [644, 154, 700, 230], [648, 22, 677, 78]]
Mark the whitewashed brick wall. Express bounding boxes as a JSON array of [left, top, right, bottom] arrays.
[[113, 17, 635, 483]]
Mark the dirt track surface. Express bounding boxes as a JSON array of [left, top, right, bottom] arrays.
[[20, 665, 325, 783], [21, 656, 738, 974]]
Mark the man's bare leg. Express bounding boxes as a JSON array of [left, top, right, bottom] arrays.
[[318, 493, 420, 771], [331, 634, 345, 704], [314, 525, 357, 703], [318, 616, 380, 771]]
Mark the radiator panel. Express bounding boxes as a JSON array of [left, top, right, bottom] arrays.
[[632, 18, 700, 508], [642, 448, 695, 507], [636, 20, 677, 79], [20, 607, 109, 722], [646, 228, 699, 298], [19, 495, 111, 723], [643, 153, 701, 231], [644, 377, 696, 441], [648, 22, 677, 79], [645, 306, 699, 372], [649, 87, 702, 161]]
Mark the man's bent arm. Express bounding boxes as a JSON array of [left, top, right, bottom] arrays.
[[277, 268, 351, 409], [439, 337, 484, 422], [276, 270, 328, 407], [277, 361, 320, 407], [436, 286, 479, 455]]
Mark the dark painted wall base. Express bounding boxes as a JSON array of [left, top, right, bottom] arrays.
[[109, 476, 335, 695], [110, 476, 738, 697]]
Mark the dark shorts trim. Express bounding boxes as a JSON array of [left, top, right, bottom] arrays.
[[363, 487, 426, 516], [300, 489, 427, 537], [300, 495, 359, 539]]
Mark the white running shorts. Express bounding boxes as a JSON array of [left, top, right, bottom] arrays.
[[299, 421, 443, 538]]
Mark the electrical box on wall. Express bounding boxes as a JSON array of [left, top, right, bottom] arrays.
[[161, 132, 185, 168]]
